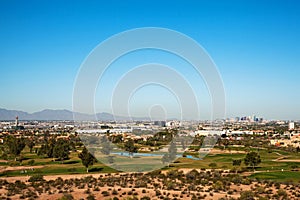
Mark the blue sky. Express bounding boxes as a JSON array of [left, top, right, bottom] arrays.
[[0, 0, 300, 120]]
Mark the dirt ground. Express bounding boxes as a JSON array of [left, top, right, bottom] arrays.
[[1, 168, 298, 200]]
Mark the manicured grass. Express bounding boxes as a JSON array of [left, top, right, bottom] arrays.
[[250, 171, 300, 182], [0, 162, 117, 177], [1, 144, 299, 182], [170, 148, 300, 173]]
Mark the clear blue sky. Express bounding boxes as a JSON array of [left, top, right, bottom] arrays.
[[1, 0, 300, 120]]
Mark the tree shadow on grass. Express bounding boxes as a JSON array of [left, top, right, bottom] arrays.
[[64, 160, 80, 164], [89, 167, 104, 172]]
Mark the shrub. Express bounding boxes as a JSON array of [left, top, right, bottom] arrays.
[[258, 197, 268, 200], [291, 164, 298, 171], [59, 193, 74, 200], [227, 190, 233, 195], [28, 174, 44, 182], [256, 186, 265, 194], [112, 189, 118, 195], [101, 190, 110, 196], [239, 190, 255, 200], [141, 197, 151, 200], [213, 181, 224, 191], [274, 182, 280, 189], [28, 159, 35, 165], [86, 194, 95, 200], [8, 161, 20, 166], [277, 189, 287, 197], [155, 190, 161, 196], [208, 163, 217, 168]]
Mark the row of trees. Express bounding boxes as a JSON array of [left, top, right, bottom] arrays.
[[0, 134, 142, 173], [4, 135, 26, 161], [1, 134, 263, 174], [1, 135, 36, 161], [1, 134, 83, 163], [38, 138, 73, 163]]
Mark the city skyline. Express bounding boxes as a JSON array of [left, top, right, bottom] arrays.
[[0, 107, 291, 122], [1, 1, 300, 120]]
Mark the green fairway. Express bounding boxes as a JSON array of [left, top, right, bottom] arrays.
[[0, 162, 117, 177], [250, 171, 300, 182], [1, 144, 299, 183]]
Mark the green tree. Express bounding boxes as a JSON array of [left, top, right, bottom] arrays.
[[100, 136, 112, 155], [79, 147, 97, 173], [209, 162, 217, 168], [100, 136, 114, 163], [109, 135, 123, 143], [53, 139, 70, 163], [222, 139, 229, 150], [161, 140, 177, 165], [5, 135, 26, 161], [124, 139, 138, 157], [168, 140, 177, 161], [233, 159, 242, 166], [25, 139, 35, 153], [244, 152, 261, 171], [38, 137, 56, 159], [38, 143, 51, 157], [232, 159, 242, 173]]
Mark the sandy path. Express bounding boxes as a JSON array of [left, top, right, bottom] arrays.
[[272, 154, 300, 162], [0, 168, 208, 183], [0, 172, 133, 182], [274, 159, 300, 162], [209, 149, 245, 154]]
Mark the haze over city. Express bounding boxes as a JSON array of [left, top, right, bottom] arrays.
[[1, 0, 300, 120]]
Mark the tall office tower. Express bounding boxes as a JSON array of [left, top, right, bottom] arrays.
[[289, 122, 295, 130], [15, 116, 19, 126]]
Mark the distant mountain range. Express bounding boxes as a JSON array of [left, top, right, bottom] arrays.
[[0, 108, 148, 121]]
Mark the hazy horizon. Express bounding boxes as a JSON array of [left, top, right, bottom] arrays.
[[0, 107, 299, 121]]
